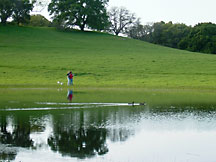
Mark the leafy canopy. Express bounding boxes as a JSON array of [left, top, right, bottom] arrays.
[[0, 0, 34, 25], [48, 0, 109, 31], [12, 0, 34, 25], [0, 0, 14, 24]]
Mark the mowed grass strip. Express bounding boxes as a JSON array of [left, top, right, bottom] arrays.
[[0, 25, 216, 89]]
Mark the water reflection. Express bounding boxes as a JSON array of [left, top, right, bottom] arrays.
[[0, 144, 17, 161], [48, 110, 108, 158], [67, 89, 73, 102], [48, 127, 108, 158], [0, 114, 33, 147], [0, 104, 216, 161], [0, 106, 138, 161]]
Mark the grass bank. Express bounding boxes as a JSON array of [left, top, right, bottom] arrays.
[[0, 25, 216, 90]]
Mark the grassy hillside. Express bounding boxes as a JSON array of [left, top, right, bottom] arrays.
[[0, 25, 216, 89]]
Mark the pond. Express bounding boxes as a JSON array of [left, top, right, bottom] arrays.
[[0, 88, 216, 162]]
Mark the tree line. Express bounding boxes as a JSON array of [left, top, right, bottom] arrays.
[[127, 21, 216, 54], [0, 0, 138, 35], [1, 0, 216, 54]]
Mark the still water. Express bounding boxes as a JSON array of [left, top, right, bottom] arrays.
[[0, 88, 216, 162]]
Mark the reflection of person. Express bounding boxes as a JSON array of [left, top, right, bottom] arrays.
[[67, 89, 73, 102], [67, 71, 74, 86]]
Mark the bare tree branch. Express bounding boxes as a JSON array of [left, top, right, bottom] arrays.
[[108, 7, 136, 36]]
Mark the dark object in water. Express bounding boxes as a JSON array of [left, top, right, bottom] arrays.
[[139, 102, 146, 105], [128, 101, 135, 105], [128, 102, 146, 106]]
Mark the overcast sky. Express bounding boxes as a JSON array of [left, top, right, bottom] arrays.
[[38, 0, 216, 26]]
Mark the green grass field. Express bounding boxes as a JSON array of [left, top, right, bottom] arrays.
[[0, 25, 216, 89]]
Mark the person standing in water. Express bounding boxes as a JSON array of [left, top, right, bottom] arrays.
[[67, 71, 74, 85]]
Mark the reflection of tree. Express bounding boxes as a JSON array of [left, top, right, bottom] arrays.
[[0, 106, 141, 160], [0, 115, 17, 161], [48, 127, 108, 158], [0, 113, 33, 148], [108, 128, 134, 142], [106, 108, 136, 142], [47, 107, 141, 158], [0, 151, 16, 161], [48, 110, 108, 159], [0, 144, 17, 161]]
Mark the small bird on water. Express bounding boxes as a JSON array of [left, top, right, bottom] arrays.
[[128, 101, 135, 105]]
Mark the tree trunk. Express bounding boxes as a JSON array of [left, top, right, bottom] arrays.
[[115, 31, 119, 36], [0, 17, 7, 25], [80, 19, 87, 31], [80, 25, 85, 31]]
